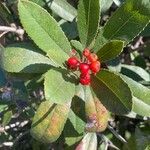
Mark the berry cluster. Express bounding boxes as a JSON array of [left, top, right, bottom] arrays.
[[67, 48, 101, 85]]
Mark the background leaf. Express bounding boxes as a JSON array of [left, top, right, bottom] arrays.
[[91, 70, 132, 115], [77, 0, 100, 47], [44, 68, 75, 104], [121, 75, 150, 117], [2, 110, 12, 126], [121, 64, 150, 82], [1, 46, 55, 73], [49, 0, 77, 22], [18, 0, 71, 67]]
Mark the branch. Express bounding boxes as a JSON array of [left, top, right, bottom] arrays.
[[108, 125, 127, 143], [0, 25, 24, 36]]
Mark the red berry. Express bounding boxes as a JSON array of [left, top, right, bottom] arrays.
[[80, 73, 91, 85], [83, 48, 90, 57], [88, 53, 98, 62], [90, 61, 101, 74], [67, 57, 79, 69], [79, 63, 90, 74]]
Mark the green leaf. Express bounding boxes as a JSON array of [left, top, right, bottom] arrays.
[[44, 68, 75, 104], [77, 0, 100, 47], [121, 64, 150, 82], [75, 133, 97, 150], [120, 75, 150, 117], [68, 110, 85, 135], [0, 104, 8, 113], [30, 0, 45, 6], [95, 0, 150, 46], [96, 40, 124, 62], [1, 46, 55, 73], [71, 40, 84, 52], [49, 0, 77, 22], [91, 70, 132, 115], [70, 40, 84, 57], [18, 0, 71, 67], [2, 110, 12, 126], [64, 110, 85, 147], [31, 101, 70, 143]]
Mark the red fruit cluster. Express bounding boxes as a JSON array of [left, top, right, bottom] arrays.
[[67, 48, 101, 85]]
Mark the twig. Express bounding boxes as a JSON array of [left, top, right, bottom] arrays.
[[0, 26, 24, 36], [0, 120, 29, 133], [108, 125, 127, 143], [97, 133, 120, 150], [0, 31, 8, 38]]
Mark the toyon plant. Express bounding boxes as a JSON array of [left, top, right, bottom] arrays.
[[0, 0, 150, 149]]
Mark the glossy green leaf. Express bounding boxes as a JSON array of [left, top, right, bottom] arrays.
[[75, 133, 97, 150], [96, 40, 124, 62], [91, 70, 132, 115], [121, 64, 150, 82], [77, 0, 100, 47], [95, 0, 150, 47], [121, 75, 150, 116], [49, 0, 77, 22], [31, 101, 70, 143], [1, 47, 55, 73], [44, 69, 75, 104], [18, 0, 71, 67]]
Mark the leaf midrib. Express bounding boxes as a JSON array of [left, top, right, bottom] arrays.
[[86, 0, 92, 45], [20, 1, 69, 57], [105, 11, 137, 40], [96, 75, 130, 110]]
